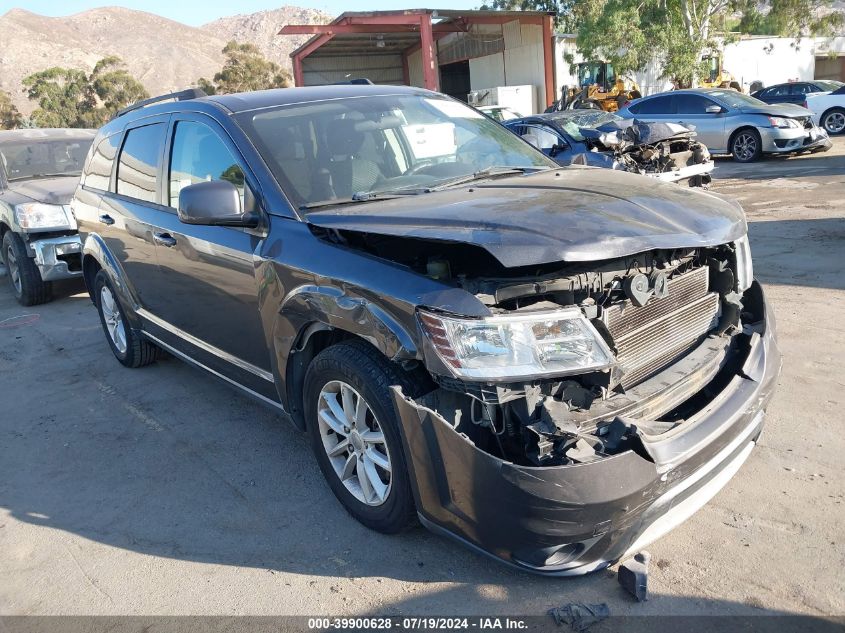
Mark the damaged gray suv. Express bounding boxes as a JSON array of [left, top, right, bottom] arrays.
[[73, 85, 780, 575]]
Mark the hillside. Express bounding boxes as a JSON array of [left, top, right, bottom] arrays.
[[202, 6, 332, 68], [0, 5, 332, 116]]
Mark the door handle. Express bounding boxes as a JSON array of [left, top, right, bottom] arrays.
[[98, 214, 115, 226], [153, 232, 177, 248]]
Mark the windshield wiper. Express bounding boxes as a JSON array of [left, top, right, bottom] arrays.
[[300, 188, 424, 211], [426, 166, 549, 192]]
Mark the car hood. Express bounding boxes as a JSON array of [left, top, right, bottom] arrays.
[[738, 102, 811, 118], [6, 176, 79, 205], [306, 168, 746, 267]]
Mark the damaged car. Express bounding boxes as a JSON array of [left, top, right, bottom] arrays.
[[73, 85, 780, 575], [1, 129, 95, 305], [504, 110, 714, 187]]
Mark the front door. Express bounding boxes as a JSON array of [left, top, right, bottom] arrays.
[[140, 115, 275, 399], [671, 94, 727, 152]]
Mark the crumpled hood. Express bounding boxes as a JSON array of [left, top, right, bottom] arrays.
[[6, 176, 79, 205], [306, 168, 746, 267]]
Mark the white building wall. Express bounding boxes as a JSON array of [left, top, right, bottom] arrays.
[[555, 34, 845, 96], [502, 22, 546, 112], [721, 37, 816, 90], [469, 52, 506, 90]]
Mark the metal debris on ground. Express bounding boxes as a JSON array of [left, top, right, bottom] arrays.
[[618, 551, 651, 601], [547, 602, 611, 631]]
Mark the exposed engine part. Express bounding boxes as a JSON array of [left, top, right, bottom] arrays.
[[575, 120, 713, 187]]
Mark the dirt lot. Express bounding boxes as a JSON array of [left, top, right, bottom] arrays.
[[1, 138, 844, 620]]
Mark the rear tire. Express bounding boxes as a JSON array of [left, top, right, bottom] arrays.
[[303, 340, 420, 534], [94, 270, 161, 368], [821, 108, 845, 135], [2, 232, 51, 306], [730, 128, 762, 163]]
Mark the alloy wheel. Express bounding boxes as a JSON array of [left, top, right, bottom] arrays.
[[733, 133, 757, 161], [100, 285, 127, 354], [824, 111, 845, 135], [317, 380, 392, 506], [6, 245, 21, 294]]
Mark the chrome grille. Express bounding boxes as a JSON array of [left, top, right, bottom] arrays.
[[602, 266, 720, 388]]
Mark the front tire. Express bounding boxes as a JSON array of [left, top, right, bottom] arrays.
[[2, 232, 51, 306], [303, 340, 419, 534], [821, 108, 845, 135], [731, 128, 762, 163], [94, 270, 161, 368]]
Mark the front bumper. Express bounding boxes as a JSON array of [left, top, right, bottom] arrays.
[[393, 281, 780, 575], [761, 125, 831, 154], [27, 235, 83, 281]]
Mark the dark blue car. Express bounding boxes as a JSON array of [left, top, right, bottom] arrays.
[[751, 80, 844, 106]]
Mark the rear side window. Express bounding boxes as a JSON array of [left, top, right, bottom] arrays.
[[635, 95, 673, 115], [168, 120, 247, 208], [116, 123, 166, 203], [83, 134, 120, 191]]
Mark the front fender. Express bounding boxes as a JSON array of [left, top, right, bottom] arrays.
[[280, 284, 418, 362], [81, 232, 142, 330]]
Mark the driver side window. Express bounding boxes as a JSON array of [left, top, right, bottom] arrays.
[[522, 125, 565, 156], [169, 120, 252, 211]]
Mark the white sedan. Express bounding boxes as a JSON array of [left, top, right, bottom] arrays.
[[804, 86, 845, 135]]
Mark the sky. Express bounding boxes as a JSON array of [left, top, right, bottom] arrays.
[[0, 0, 482, 25]]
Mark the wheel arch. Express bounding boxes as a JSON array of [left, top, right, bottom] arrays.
[[820, 106, 845, 133], [274, 285, 423, 431], [81, 233, 142, 329], [728, 125, 760, 149]]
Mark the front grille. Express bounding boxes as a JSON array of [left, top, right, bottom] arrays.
[[602, 266, 720, 388]]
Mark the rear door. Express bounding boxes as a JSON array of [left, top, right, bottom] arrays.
[[90, 117, 170, 309], [138, 114, 275, 399], [672, 94, 727, 151]]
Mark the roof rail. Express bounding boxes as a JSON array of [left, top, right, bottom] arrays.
[[112, 88, 207, 120]]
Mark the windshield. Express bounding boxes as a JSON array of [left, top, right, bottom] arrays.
[[0, 138, 92, 182], [236, 94, 554, 209], [554, 111, 622, 141], [816, 80, 844, 92], [708, 90, 768, 109]]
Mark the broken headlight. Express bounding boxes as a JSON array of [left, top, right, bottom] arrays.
[[14, 203, 76, 231], [734, 235, 753, 292], [419, 308, 614, 380], [767, 116, 800, 129]]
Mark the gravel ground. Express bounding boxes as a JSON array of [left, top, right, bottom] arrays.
[[1, 138, 843, 620]]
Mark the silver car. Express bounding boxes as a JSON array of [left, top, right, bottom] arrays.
[[617, 89, 832, 162]]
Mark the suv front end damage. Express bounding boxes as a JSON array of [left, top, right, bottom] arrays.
[[388, 241, 779, 574]]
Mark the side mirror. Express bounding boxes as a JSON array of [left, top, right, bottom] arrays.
[[549, 143, 568, 158], [177, 180, 259, 228], [705, 104, 723, 114]]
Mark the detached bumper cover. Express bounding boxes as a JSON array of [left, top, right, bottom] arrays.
[[29, 235, 83, 281], [393, 282, 780, 575]]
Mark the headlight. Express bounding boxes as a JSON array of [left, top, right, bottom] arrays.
[[14, 203, 76, 231], [419, 308, 615, 380], [734, 235, 753, 292], [767, 116, 799, 129]]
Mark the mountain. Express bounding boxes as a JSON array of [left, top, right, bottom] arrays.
[[201, 6, 331, 68], [0, 5, 331, 116]]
